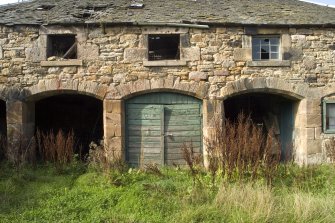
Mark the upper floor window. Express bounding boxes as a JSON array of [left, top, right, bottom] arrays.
[[252, 36, 280, 61], [323, 99, 335, 133], [148, 34, 180, 61], [47, 34, 77, 59]]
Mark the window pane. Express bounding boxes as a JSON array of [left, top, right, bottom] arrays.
[[261, 53, 270, 60], [271, 46, 279, 52], [271, 53, 279, 59], [252, 38, 260, 45], [252, 36, 280, 61], [270, 38, 279, 45], [261, 45, 269, 53], [253, 51, 260, 60], [326, 104, 335, 130], [261, 38, 270, 45]]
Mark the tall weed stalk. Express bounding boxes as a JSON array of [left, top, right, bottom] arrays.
[[206, 113, 281, 185], [36, 129, 75, 171]]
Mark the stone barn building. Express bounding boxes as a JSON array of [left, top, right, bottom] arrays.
[[0, 0, 334, 166]]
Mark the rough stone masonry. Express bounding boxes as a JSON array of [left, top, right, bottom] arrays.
[[0, 0, 335, 165]]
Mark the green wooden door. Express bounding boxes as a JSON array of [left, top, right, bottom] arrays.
[[126, 93, 202, 167]]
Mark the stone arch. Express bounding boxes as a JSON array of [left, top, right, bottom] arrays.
[[23, 79, 108, 101], [105, 77, 209, 100], [221, 77, 308, 100], [321, 83, 335, 99], [221, 77, 310, 163]]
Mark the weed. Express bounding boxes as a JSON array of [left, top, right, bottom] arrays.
[[182, 142, 203, 186], [5, 131, 35, 171], [36, 129, 75, 172], [87, 142, 127, 173], [206, 113, 281, 185]]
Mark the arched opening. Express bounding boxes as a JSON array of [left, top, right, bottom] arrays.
[[224, 93, 299, 160], [125, 92, 203, 167], [35, 94, 103, 157], [0, 100, 6, 160]]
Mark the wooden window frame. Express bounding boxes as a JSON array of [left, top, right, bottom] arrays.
[[252, 35, 281, 61], [148, 34, 181, 61], [323, 99, 335, 133]]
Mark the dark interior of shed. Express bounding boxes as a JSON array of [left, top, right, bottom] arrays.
[[35, 94, 103, 157]]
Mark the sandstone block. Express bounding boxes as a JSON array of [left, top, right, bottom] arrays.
[[189, 71, 208, 81], [124, 48, 147, 62], [77, 43, 99, 60], [303, 56, 316, 70], [233, 48, 251, 61], [181, 47, 200, 61]]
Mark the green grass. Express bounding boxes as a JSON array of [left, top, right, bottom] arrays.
[[1, 163, 335, 223]]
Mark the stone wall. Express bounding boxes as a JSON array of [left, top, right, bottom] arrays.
[[0, 24, 335, 164]]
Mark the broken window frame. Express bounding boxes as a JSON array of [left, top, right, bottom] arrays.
[[46, 34, 77, 59], [323, 99, 335, 133], [252, 36, 281, 61], [148, 34, 181, 61]]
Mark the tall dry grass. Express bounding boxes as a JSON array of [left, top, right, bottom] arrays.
[[214, 183, 335, 223], [36, 129, 75, 171], [206, 113, 281, 185], [5, 132, 35, 171], [182, 142, 203, 185]]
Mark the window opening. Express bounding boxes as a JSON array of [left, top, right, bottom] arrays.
[[148, 34, 180, 61], [323, 100, 335, 133], [47, 34, 77, 59], [252, 36, 280, 60]]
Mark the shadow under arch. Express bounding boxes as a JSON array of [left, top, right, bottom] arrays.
[[32, 92, 103, 158], [221, 77, 308, 101]]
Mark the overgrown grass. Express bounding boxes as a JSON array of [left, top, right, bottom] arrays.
[[1, 162, 335, 223]]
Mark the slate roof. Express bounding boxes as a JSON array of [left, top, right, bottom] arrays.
[[0, 0, 335, 27]]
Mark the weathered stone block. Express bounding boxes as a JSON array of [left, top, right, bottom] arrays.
[[181, 47, 200, 61], [104, 124, 122, 138], [0, 46, 3, 59], [63, 67, 77, 74], [306, 139, 322, 155], [233, 48, 252, 61], [77, 43, 99, 60], [124, 48, 147, 62], [303, 57, 316, 70], [214, 70, 229, 76], [189, 71, 208, 81], [7, 101, 23, 124]]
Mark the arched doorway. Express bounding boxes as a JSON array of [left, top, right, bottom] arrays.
[[0, 100, 6, 159], [125, 92, 203, 166], [35, 94, 103, 157], [224, 93, 298, 160]]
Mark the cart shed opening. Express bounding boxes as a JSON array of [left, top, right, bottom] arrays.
[[0, 100, 6, 159], [224, 93, 298, 160], [35, 94, 103, 156]]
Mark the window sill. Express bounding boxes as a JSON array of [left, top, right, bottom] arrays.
[[40, 60, 83, 67], [143, 60, 187, 67], [246, 60, 291, 67], [323, 130, 335, 134]]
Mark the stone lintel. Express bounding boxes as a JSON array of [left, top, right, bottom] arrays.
[[246, 60, 291, 67], [143, 60, 187, 67], [40, 60, 83, 67]]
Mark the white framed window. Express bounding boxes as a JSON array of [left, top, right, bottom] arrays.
[[252, 36, 280, 61], [323, 100, 335, 133]]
